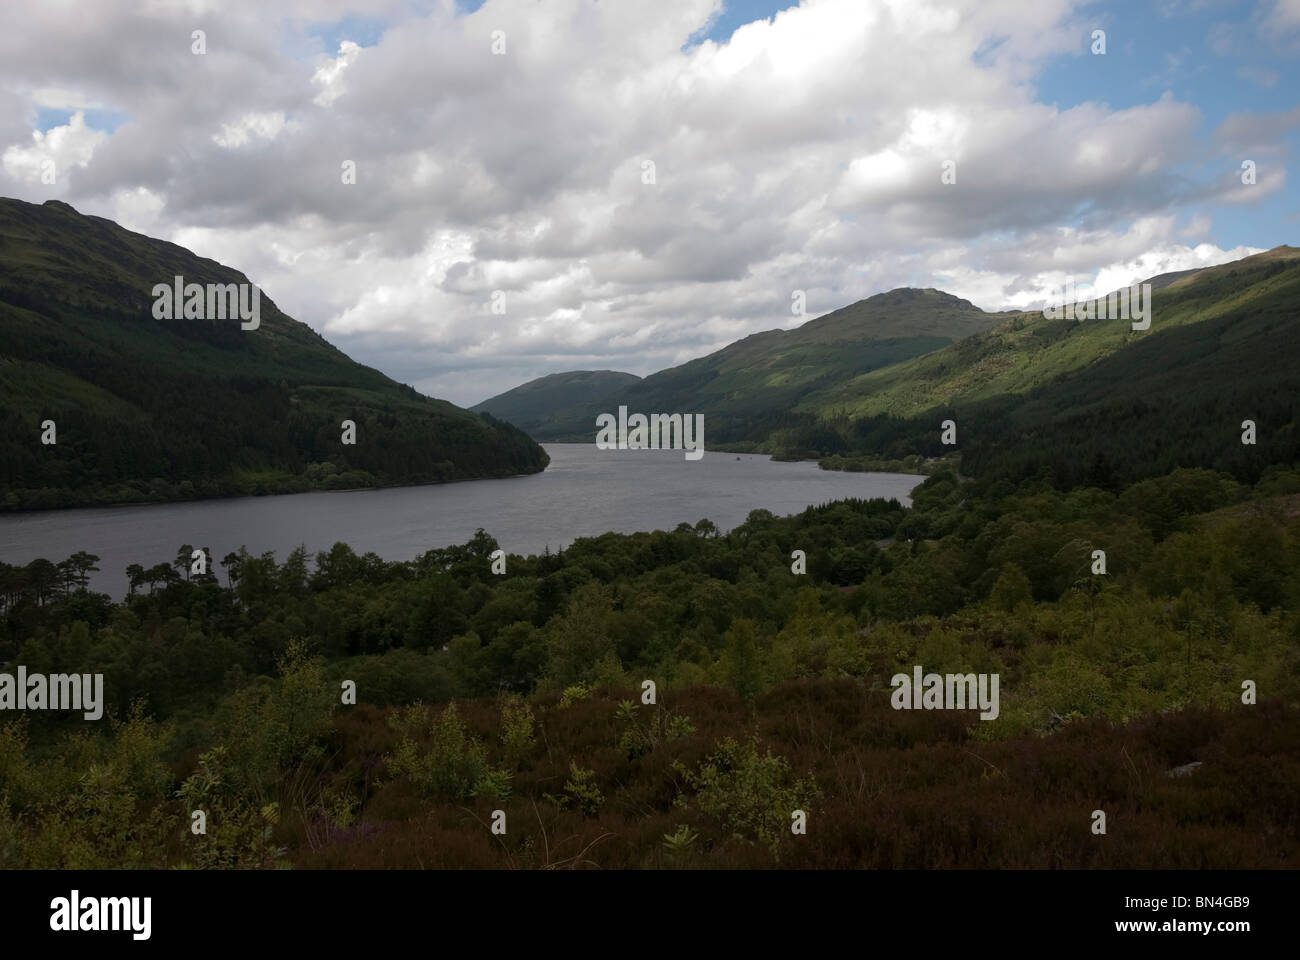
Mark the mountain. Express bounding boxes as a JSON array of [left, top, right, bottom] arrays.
[[478, 245, 1300, 490], [812, 246, 1300, 422], [471, 370, 641, 435], [830, 246, 1300, 488], [512, 287, 1005, 445], [0, 197, 549, 510]]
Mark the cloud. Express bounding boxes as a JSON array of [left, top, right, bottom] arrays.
[[212, 111, 293, 148], [312, 40, 362, 105], [1213, 106, 1300, 154], [0, 0, 1289, 406], [1237, 65, 1279, 88], [1265, 0, 1300, 32], [1, 110, 105, 184], [932, 217, 1264, 310]]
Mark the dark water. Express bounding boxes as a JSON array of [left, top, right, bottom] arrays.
[[0, 444, 921, 596]]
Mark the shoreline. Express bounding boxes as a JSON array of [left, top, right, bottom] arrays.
[[0, 462, 551, 518]]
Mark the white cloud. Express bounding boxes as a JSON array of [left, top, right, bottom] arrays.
[[212, 111, 291, 148], [107, 185, 166, 234], [32, 87, 101, 110], [934, 218, 1265, 310], [312, 40, 362, 106], [1, 110, 105, 183]]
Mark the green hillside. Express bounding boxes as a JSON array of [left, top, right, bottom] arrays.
[[813, 246, 1300, 421], [521, 287, 1003, 445], [0, 197, 549, 509], [471, 369, 641, 434], [821, 247, 1300, 488]]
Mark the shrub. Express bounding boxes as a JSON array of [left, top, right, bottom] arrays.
[[990, 562, 1033, 612], [558, 684, 592, 709], [673, 735, 819, 861], [175, 747, 289, 870], [384, 702, 508, 802], [553, 761, 603, 817], [218, 639, 337, 803], [662, 824, 699, 864], [470, 768, 513, 802], [616, 700, 696, 759], [499, 694, 536, 768]]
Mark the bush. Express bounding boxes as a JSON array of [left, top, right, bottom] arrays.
[[615, 700, 695, 759], [673, 735, 819, 861], [384, 702, 508, 802], [662, 824, 699, 864], [175, 747, 289, 870], [555, 761, 603, 817], [990, 563, 1033, 612], [499, 694, 536, 768], [470, 767, 513, 802], [217, 640, 337, 803], [558, 684, 592, 708]]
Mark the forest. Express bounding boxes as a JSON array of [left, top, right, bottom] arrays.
[[1, 459, 1297, 868], [0, 197, 551, 511]]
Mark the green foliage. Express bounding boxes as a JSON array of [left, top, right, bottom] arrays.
[[215, 639, 337, 802], [384, 701, 508, 803], [544, 583, 620, 688], [721, 619, 763, 702], [470, 767, 513, 802], [672, 736, 819, 860], [557, 761, 604, 817], [0, 703, 175, 869], [662, 824, 699, 863], [557, 684, 593, 709], [990, 563, 1033, 612], [176, 747, 288, 870], [616, 699, 695, 759], [499, 694, 536, 768]]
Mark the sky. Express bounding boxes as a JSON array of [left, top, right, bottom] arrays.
[[1, 0, 1298, 407]]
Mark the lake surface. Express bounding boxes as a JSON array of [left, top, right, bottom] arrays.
[[0, 444, 922, 596]]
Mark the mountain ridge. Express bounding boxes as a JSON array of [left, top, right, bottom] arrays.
[[483, 285, 1005, 442], [473, 244, 1300, 489], [471, 369, 641, 434], [0, 197, 549, 510]]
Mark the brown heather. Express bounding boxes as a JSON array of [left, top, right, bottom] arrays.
[[281, 682, 1297, 869]]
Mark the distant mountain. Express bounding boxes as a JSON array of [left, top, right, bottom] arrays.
[[471, 370, 641, 435], [0, 197, 549, 510], [832, 246, 1300, 488], [512, 287, 1004, 445], [814, 246, 1300, 422], [482, 246, 1300, 489]]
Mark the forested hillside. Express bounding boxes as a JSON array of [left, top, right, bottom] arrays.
[[0, 198, 549, 510], [500, 288, 1003, 444], [472, 370, 641, 435], [2, 460, 1298, 868], [827, 248, 1300, 488]]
